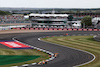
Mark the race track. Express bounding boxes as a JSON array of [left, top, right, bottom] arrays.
[[0, 31, 100, 67]]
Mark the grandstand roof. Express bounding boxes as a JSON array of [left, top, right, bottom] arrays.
[[29, 13, 69, 17]]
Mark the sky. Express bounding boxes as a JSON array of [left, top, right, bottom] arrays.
[[0, 0, 100, 8]]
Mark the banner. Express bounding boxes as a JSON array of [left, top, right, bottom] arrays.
[[0, 40, 31, 49]]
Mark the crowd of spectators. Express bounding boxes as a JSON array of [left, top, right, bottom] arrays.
[[0, 15, 100, 24], [30, 16, 67, 19], [0, 15, 30, 24], [0, 15, 24, 20], [73, 15, 100, 17]]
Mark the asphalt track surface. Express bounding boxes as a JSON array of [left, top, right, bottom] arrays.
[[0, 31, 100, 67]]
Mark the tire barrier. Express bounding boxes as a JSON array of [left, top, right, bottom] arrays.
[[11, 37, 55, 67], [12, 28, 100, 32]]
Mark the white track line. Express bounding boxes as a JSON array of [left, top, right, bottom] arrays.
[[40, 34, 96, 67], [12, 34, 96, 67], [12, 37, 55, 67]]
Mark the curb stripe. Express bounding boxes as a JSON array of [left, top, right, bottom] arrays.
[[11, 37, 55, 67]]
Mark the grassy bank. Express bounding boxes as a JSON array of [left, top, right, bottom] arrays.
[[0, 49, 49, 67], [42, 36, 100, 67]]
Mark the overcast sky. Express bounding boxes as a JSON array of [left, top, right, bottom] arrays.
[[0, 0, 99, 8]]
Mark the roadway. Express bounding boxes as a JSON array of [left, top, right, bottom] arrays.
[[0, 31, 100, 67]]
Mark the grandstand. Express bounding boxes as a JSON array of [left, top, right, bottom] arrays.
[[1, 9, 100, 29], [0, 15, 31, 27], [28, 13, 69, 28]]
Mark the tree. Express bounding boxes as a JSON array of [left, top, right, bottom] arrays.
[[0, 10, 11, 15], [81, 16, 92, 28], [67, 15, 73, 21], [67, 15, 73, 28]]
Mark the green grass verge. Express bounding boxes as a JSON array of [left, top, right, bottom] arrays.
[[0, 49, 49, 67], [42, 36, 100, 67], [0, 55, 40, 65]]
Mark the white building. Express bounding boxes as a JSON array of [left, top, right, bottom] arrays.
[[67, 21, 81, 28], [25, 13, 69, 28], [92, 17, 100, 29]]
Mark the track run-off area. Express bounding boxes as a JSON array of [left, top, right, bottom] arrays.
[[0, 30, 100, 67]]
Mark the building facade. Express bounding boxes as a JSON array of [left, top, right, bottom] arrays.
[[28, 13, 68, 28]]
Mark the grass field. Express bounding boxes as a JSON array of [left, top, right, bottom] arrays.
[[42, 36, 100, 67], [0, 49, 49, 67]]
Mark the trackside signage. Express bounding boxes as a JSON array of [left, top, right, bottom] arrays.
[[0, 40, 31, 49]]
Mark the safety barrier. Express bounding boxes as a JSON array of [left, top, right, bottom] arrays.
[[83, 29, 87, 31], [78, 29, 82, 31], [68, 28, 72, 31], [54, 28, 57, 30], [16, 28, 20, 30], [26, 28, 29, 30], [30, 28, 34, 30], [88, 29, 92, 31], [12, 28, 100, 31], [21, 28, 25, 30], [58, 28, 62, 30], [93, 29, 97, 31], [49, 28, 53, 30], [35, 28, 39, 30], [44, 28, 48, 30], [73, 29, 77, 31], [63, 28, 67, 30]]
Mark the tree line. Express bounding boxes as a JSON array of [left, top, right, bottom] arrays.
[[0, 10, 11, 15], [67, 15, 92, 28]]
